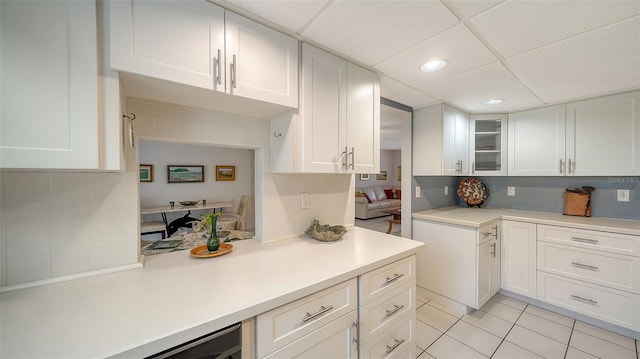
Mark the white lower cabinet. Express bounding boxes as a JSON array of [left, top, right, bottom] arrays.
[[536, 225, 640, 331], [501, 221, 537, 298], [413, 219, 500, 309], [255, 256, 417, 358]]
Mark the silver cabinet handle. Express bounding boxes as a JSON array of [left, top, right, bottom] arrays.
[[571, 262, 598, 271], [302, 305, 334, 322], [491, 242, 496, 258], [568, 159, 573, 174], [571, 236, 599, 244], [571, 295, 598, 305], [349, 147, 355, 169], [385, 273, 404, 284], [352, 321, 359, 346], [230, 54, 237, 89], [342, 146, 348, 168], [386, 338, 405, 354], [560, 159, 564, 174], [385, 304, 405, 318], [215, 49, 222, 85], [472, 161, 475, 174]]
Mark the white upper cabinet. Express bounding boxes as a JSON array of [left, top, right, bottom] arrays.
[[470, 114, 508, 176], [1, 0, 122, 170], [109, 0, 224, 91], [508, 105, 566, 176], [109, 0, 298, 108], [567, 91, 640, 176], [443, 105, 470, 176], [272, 44, 379, 173], [509, 91, 640, 176]]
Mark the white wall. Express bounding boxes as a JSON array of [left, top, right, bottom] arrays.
[[355, 149, 401, 189], [0, 170, 139, 287], [138, 141, 255, 229]]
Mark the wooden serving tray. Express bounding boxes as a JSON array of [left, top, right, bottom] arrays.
[[189, 243, 233, 258]]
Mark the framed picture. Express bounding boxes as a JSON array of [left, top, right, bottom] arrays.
[[359, 173, 369, 181], [139, 164, 153, 182], [397, 166, 402, 181], [376, 170, 387, 180], [216, 165, 236, 181], [167, 165, 204, 183]]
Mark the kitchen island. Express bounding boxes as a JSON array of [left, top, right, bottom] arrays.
[[0, 227, 422, 358]]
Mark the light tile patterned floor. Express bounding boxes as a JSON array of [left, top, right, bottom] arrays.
[[416, 294, 640, 359]]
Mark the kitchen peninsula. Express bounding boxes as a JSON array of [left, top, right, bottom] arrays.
[[0, 228, 423, 358]]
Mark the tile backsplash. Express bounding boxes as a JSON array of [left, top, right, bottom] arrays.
[[0, 170, 139, 287]]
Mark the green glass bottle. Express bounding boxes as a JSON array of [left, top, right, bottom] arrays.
[[206, 215, 220, 252]]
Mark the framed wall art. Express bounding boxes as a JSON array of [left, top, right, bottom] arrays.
[[139, 164, 153, 182], [167, 165, 204, 183], [376, 170, 387, 180], [216, 165, 236, 181], [359, 173, 369, 181]]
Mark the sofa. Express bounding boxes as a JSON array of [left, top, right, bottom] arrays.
[[355, 186, 401, 219]]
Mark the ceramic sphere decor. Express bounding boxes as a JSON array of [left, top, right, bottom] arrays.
[[457, 177, 489, 208]]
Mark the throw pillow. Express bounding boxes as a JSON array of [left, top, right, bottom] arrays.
[[395, 189, 402, 199], [384, 189, 394, 200], [362, 192, 373, 203]]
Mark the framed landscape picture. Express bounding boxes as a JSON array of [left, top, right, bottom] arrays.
[[376, 170, 387, 180], [139, 164, 153, 182], [167, 165, 204, 183], [216, 165, 235, 181]]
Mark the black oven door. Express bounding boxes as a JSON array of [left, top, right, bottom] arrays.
[[147, 322, 241, 359]]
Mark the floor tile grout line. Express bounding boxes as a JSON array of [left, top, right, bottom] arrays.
[[563, 319, 576, 359], [423, 316, 461, 355], [523, 305, 575, 329], [570, 326, 639, 356], [434, 316, 494, 359], [489, 303, 528, 358]]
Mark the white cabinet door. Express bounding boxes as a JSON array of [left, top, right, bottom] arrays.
[[470, 114, 508, 176], [477, 238, 493, 307], [412, 105, 443, 176], [491, 235, 502, 296], [262, 310, 358, 359], [1, 0, 99, 169], [346, 62, 380, 173], [442, 105, 469, 175], [109, 0, 224, 91], [501, 221, 537, 298], [567, 91, 640, 176], [301, 44, 347, 173], [224, 12, 299, 108], [508, 105, 566, 176], [477, 222, 501, 308]]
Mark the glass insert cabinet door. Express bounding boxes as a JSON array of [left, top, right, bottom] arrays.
[[470, 114, 508, 176]]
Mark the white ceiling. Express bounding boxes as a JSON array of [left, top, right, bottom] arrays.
[[220, 0, 640, 114]]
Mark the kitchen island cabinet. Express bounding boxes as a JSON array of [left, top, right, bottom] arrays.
[[0, 227, 422, 358]]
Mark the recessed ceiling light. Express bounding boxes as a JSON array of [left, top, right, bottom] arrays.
[[483, 99, 504, 105], [420, 59, 448, 72]]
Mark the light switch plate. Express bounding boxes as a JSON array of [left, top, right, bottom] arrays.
[[617, 189, 630, 202], [300, 192, 310, 208], [416, 187, 421, 198], [507, 186, 516, 196], [444, 185, 449, 195]]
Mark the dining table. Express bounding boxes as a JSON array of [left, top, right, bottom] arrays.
[[141, 201, 234, 227]]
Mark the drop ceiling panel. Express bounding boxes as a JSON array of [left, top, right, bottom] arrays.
[[508, 16, 640, 83], [223, 0, 328, 33], [380, 75, 411, 98], [420, 62, 543, 112], [301, 0, 459, 66], [527, 56, 640, 103], [472, 0, 640, 58], [387, 90, 439, 109], [447, 0, 504, 18], [375, 24, 497, 88]]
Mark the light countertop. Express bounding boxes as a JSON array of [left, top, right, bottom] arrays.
[[0, 227, 423, 359], [412, 206, 640, 235]]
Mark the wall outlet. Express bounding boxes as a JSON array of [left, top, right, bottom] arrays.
[[617, 189, 630, 202], [507, 186, 516, 196], [300, 192, 310, 208], [444, 185, 449, 195], [415, 187, 421, 198]]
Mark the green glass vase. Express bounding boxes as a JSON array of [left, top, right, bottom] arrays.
[[206, 216, 220, 252]]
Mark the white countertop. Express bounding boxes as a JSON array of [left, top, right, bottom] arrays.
[[0, 228, 423, 359], [412, 206, 640, 235]]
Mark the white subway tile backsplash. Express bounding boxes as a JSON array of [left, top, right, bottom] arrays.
[[7, 256, 51, 285], [51, 172, 90, 199], [89, 221, 124, 248], [4, 200, 51, 230], [90, 195, 124, 224], [52, 250, 90, 277], [3, 172, 50, 201], [90, 245, 124, 270], [51, 224, 91, 253], [51, 198, 91, 225], [5, 228, 51, 260], [89, 172, 123, 198], [127, 101, 156, 127]]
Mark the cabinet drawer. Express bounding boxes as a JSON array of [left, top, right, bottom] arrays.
[[359, 314, 415, 359], [537, 242, 640, 293], [537, 272, 640, 330], [360, 256, 416, 305], [537, 225, 639, 256], [478, 222, 500, 245], [256, 278, 357, 357], [359, 281, 416, 342]]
